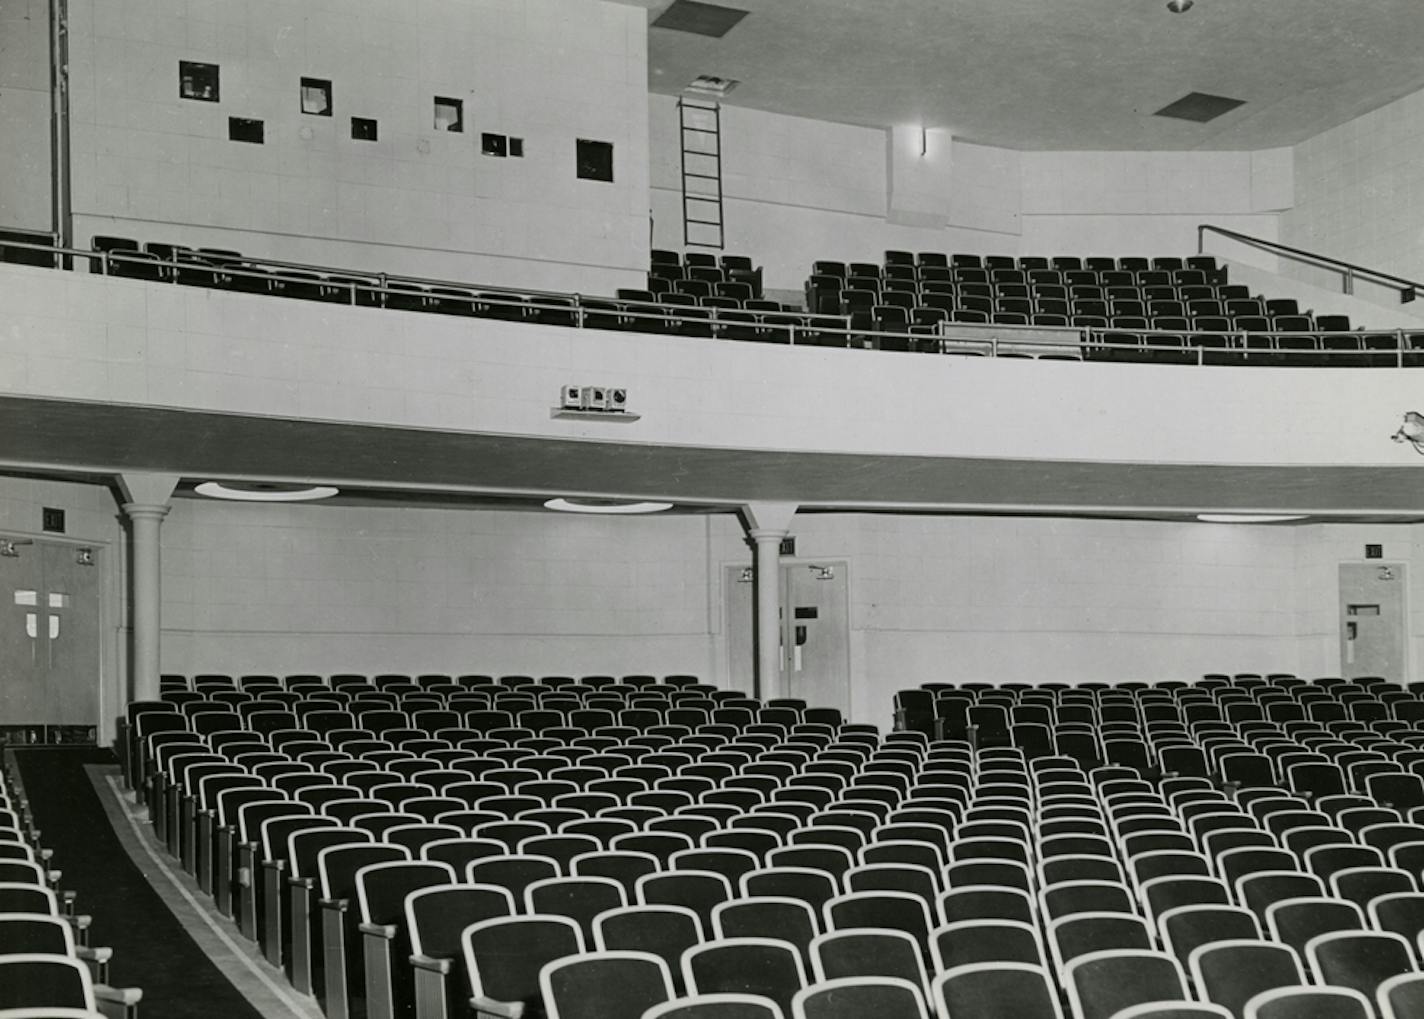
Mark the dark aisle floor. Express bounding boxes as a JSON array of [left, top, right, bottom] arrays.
[[14, 746, 267, 1019]]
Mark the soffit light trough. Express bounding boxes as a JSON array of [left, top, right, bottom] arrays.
[[196, 481, 339, 502], [1196, 513, 1308, 524], [544, 497, 673, 515]]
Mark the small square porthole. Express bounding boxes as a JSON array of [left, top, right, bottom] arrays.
[[576, 138, 614, 182], [509, 137, 524, 158], [434, 96, 464, 132], [351, 117, 378, 141], [228, 117, 264, 144], [481, 132, 507, 157], [179, 60, 219, 102], [300, 77, 332, 116]]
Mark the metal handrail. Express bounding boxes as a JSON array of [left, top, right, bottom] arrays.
[[1198, 224, 1422, 304], [1, 236, 1421, 365]]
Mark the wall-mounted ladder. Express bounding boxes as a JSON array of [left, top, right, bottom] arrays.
[[677, 97, 724, 250]]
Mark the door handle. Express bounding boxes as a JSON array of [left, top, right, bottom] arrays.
[[25, 612, 37, 664], [48, 614, 59, 667]]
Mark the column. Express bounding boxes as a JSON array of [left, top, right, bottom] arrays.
[[118, 473, 179, 703], [741, 502, 797, 701]]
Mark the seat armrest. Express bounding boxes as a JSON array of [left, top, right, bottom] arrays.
[[80, 945, 114, 964], [469, 995, 524, 1018], [319, 897, 349, 912], [411, 953, 452, 975], [360, 922, 397, 939], [288, 875, 316, 890], [96, 984, 145, 1006]]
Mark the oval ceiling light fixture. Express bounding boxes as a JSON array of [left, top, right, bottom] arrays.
[[195, 481, 339, 502], [1196, 513, 1308, 524], [544, 497, 673, 515]]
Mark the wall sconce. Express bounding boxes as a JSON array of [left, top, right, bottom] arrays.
[[738, 567, 754, 583], [807, 564, 835, 580], [76, 548, 94, 566], [1392, 412, 1424, 453], [1379, 566, 1396, 581], [0, 539, 33, 558]]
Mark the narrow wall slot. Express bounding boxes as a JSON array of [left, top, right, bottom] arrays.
[[228, 117, 265, 144]]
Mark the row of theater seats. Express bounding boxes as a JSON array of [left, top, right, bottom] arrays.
[[881, 253, 1228, 278], [649, 249, 765, 299], [803, 253, 1424, 366], [130, 669, 1424, 1019], [89, 236, 589, 325], [68, 235, 1421, 364], [0, 758, 141, 1018]]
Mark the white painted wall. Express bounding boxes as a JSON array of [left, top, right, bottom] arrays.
[[62, 0, 650, 294], [0, 0, 53, 232], [648, 95, 1285, 291], [0, 473, 1417, 730], [1018, 149, 1283, 273], [129, 495, 1423, 727], [1282, 83, 1424, 314], [648, 96, 1019, 291], [158, 498, 721, 680]]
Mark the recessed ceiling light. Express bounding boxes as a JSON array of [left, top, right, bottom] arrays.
[[196, 481, 339, 502], [544, 497, 672, 515], [1196, 513, 1308, 524]]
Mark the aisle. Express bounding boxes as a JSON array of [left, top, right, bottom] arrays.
[[13, 746, 273, 1019]]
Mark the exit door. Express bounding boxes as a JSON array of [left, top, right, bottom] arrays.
[[725, 560, 850, 712], [0, 538, 102, 744], [1339, 562, 1406, 684]]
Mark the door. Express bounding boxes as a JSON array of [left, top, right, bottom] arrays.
[[0, 537, 101, 744], [782, 561, 850, 712], [724, 560, 850, 712], [1339, 562, 1406, 684]]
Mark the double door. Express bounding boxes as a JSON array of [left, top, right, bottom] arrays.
[[725, 560, 849, 712], [0, 537, 101, 744]]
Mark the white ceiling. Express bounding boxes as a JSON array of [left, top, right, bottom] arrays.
[[644, 0, 1424, 150]]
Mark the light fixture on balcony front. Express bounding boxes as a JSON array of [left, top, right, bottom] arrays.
[[196, 481, 339, 502], [1196, 514, 1307, 524], [544, 498, 672, 515]]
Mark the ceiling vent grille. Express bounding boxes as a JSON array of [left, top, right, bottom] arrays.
[[653, 1, 750, 39], [1153, 92, 1246, 123]]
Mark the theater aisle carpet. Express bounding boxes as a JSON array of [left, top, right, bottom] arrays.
[[12, 746, 318, 1019]]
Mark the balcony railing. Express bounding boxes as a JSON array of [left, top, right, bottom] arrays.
[[1, 236, 1422, 368], [1199, 224, 1422, 304]]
